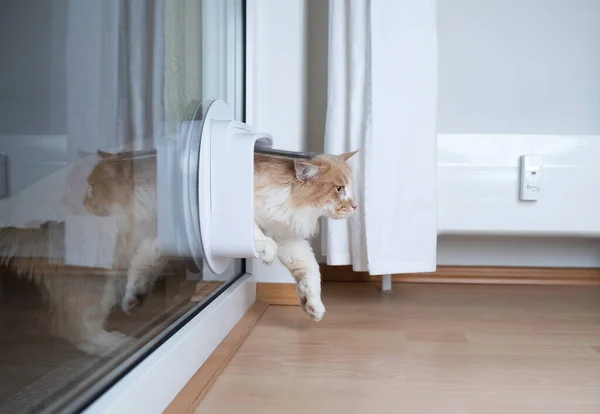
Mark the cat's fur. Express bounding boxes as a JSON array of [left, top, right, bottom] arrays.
[[0, 151, 165, 355], [84, 151, 166, 315], [0, 222, 131, 355], [253, 151, 358, 321]]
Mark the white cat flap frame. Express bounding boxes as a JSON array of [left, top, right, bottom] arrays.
[[157, 99, 272, 274]]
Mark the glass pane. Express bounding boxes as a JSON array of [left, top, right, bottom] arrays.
[[0, 0, 244, 412]]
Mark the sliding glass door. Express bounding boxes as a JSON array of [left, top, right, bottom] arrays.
[[0, 1, 245, 412]]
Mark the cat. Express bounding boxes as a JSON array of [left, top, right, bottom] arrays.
[[253, 151, 358, 321], [83, 150, 166, 315]]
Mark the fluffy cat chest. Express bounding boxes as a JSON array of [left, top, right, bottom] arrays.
[[255, 206, 320, 240]]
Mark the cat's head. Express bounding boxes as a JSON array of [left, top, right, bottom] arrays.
[[292, 151, 358, 220], [84, 151, 134, 217]]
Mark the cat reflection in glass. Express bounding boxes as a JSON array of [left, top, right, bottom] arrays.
[[83, 150, 166, 315], [0, 150, 164, 355]]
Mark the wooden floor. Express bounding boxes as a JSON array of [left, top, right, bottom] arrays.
[[196, 283, 600, 414]]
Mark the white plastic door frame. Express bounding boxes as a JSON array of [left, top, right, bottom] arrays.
[[84, 275, 256, 413]]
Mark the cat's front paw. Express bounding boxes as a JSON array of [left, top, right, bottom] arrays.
[[255, 237, 278, 265], [122, 290, 148, 314], [303, 297, 326, 322]]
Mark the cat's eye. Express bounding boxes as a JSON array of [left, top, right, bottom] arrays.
[[336, 186, 343, 192]]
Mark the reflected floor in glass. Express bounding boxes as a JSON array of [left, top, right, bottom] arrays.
[[0, 152, 241, 412], [0, 261, 230, 412]]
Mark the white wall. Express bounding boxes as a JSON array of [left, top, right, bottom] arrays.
[[0, 135, 67, 195], [0, 1, 69, 195], [438, 0, 600, 134], [249, 0, 308, 151], [0, 0, 67, 135], [250, 0, 600, 282]]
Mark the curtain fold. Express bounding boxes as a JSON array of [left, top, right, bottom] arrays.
[[0, 0, 165, 269], [66, 0, 165, 159], [118, 0, 165, 148], [322, 0, 438, 275], [64, 0, 165, 267]]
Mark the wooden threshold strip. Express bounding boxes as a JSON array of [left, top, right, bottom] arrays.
[[164, 301, 269, 414], [256, 282, 300, 306]]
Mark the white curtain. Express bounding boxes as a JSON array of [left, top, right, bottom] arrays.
[[62, 0, 165, 268], [322, 0, 438, 275], [66, 0, 165, 159], [0, 0, 165, 269], [65, 0, 165, 267]]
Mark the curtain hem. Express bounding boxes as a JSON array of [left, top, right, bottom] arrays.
[[325, 253, 353, 265], [367, 262, 436, 276], [324, 255, 436, 276]]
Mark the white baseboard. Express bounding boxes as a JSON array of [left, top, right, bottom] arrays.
[[314, 235, 600, 269], [437, 235, 600, 268], [85, 274, 256, 414]]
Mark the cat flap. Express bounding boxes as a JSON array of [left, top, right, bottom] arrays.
[[158, 99, 274, 274]]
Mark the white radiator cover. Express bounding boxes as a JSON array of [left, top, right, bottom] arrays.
[[438, 134, 600, 237]]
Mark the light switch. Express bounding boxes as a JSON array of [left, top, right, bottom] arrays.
[[520, 154, 542, 201]]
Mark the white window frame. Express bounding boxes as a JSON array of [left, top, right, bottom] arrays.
[[84, 274, 256, 413]]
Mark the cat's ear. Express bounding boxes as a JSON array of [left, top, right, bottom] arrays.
[[97, 150, 113, 159], [294, 160, 323, 182], [340, 150, 359, 162]]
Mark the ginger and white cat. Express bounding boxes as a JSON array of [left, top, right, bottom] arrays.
[[253, 151, 358, 321]]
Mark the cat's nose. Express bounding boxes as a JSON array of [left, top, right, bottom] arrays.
[[351, 204, 358, 211]]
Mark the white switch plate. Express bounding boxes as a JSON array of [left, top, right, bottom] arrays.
[[520, 154, 542, 201]]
